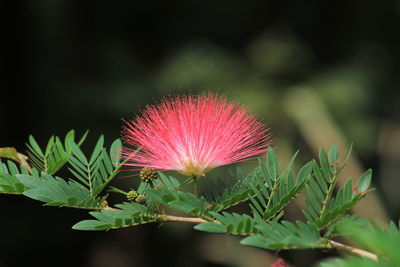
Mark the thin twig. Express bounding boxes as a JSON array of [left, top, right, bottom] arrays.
[[319, 166, 344, 224], [162, 215, 207, 223], [327, 239, 378, 261]]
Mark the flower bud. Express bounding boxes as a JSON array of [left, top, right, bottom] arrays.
[[140, 167, 157, 183], [135, 194, 146, 203], [127, 190, 139, 201]]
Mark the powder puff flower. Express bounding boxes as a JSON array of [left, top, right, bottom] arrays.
[[122, 93, 271, 179]]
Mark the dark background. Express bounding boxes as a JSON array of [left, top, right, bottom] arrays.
[[2, 1, 400, 266]]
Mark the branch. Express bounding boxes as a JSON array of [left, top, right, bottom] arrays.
[[162, 215, 378, 261], [327, 239, 378, 261], [163, 215, 207, 223]]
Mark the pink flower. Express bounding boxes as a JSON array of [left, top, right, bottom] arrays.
[[271, 258, 288, 267], [122, 93, 271, 178]]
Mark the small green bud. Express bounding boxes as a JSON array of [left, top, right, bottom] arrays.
[[140, 167, 158, 183], [127, 190, 139, 201], [135, 194, 146, 204]]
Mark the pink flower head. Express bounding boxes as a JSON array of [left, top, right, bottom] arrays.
[[122, 93, 271, 178]]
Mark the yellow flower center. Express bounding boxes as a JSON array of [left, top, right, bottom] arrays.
[[178, 160, 212, 179]]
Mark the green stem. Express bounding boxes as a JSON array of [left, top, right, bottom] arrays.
[[265, 179, 280, 212], [319, 176, 336, 217], [87, 165, 93, 197], [108, 186, 128, 196], [193, 179, 198, 196], [177, 177, 194, 191]]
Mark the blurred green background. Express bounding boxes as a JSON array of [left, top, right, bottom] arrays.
[[2, 1, 400, 266]]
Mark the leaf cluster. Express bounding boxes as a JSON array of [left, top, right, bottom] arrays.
[[18, 173, 106, 209], [73, 202, 159, 231], [67, 136, 122, 197], [0, 160, 30, 194], [26, 130, 88, 175], [1, 133, 379, 261], [320, 222, 400, 267], [303, 145, 372, 231], [0, 131, 123, 211]]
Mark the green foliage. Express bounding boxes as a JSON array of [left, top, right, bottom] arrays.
[[320, 222, 400, 267], [132, 171, 181, 199], [2, 135, 378, 263], [326, 215, 368, 237], [18, 173, 106, 209], [241, 220, 323, 250], [146, 187, 213, 220], [328, 144, 339, 163], [302, 146, 369, 230], [72, 202, 159, 230], [207, 167, 258, 212], [153, 172, 181, 190], [67, 136, 122, 197], [195, 212, 258, 235], [249, 152, 312, 221], [0, 132, 123, 209], [357, 169, 372, 193], [195, 149, 325, 252], [26, 130, 88, 175], [208, 148, 311, 216], [0, 160, 31, 194], [194, 146, 373, 254]]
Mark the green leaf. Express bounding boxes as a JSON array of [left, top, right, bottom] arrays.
[[303, 145, 368, 231], [297, 161, 313, 183], [154, 172, 181, 190], [194, 222, 226, 234], [72, 220, 111, 231], [28, 135, 44, 157], [18, 173, 105, 210], [327, 215, 368, 237], [240, 221, 322, 250], [72, 202, 158, 231], [208, 166, 262, 212], [0, 160, 30, 194], [328, 144, 339, 162], [262, 168, 310, 220], [89, 135, 104, 164], [357, 169, 372, 193], [246, 153, 310, 221], [69, 141, 88, 165], [110, 139, 122, 165], [319, 148, 332, 182], [68, 136, 121, 197], [146, 187, 213, 220], [203, 212, 259, 235], [26, 130, 88, 175], [267, 148, 278, 181], [321, 223, 400, 266], [0, 147, 20, 161]]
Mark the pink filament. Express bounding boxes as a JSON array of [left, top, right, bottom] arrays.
[[122, 93, 272, 176]]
